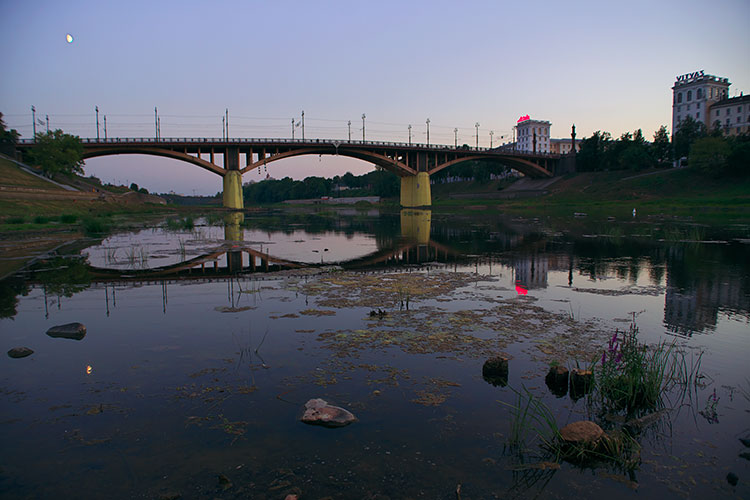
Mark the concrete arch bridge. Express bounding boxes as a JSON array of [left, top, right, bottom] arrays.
[[18, 137, 568, 208]]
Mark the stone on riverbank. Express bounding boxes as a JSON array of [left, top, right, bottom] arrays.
[[559, 420, 605, 445], [545, 364, 569, 396], [482, 356, 509, 387], [46, 322, 86, 340], [301, 398, 357, 428], [7, 347, 34, 358]]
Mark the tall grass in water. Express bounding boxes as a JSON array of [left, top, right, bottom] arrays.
[[502, 387, 560, 457], [165, 216, 195, 231]]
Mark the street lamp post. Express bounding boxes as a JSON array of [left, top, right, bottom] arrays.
[[222, 117, 226, 140], [46, 115, 50, 134], [96, 106, 100, 141], [426, 118, 430, 146], [154, 107, 158, 141], [347, 120, 351, 141], [490, 130, 494, 148], [31, 105, 36, 140], [104, 115, 107, 140], [408, 124, 412, 145], [225, 108, 229, 141], [291, 118, 295, 139], [475, 122, 480, 149], [362, 114, 366, 141], [454, 128, 458, 148], [301, 110, 305, 140]]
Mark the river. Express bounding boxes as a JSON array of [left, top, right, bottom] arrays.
[[1, 208, 749, 498]]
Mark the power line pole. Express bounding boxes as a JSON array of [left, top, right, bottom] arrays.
[[475, 122, 480, 149], [408, 124, 412, 145], [158, 117, 161, 140], [154, 107, 158, 141], [104, 115, 107, 140], [454, 128, 458, 148], [96, 106, 100, 141], [46, 115, 49, 134], [426, 118, 430, 146], [292, 118, 295, 139], [31, 105, 36, 140], [490, 130, 494, 148], [222, 116, 225, 140], [361, 113, 366, 141], [301, 110, 305, 140], [347, 120, 351, 141], [225, 108, 229, 141]]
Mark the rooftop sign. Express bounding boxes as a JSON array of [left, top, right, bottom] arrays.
[[675, 70, 704, 83], [517, 115, 530, 123]]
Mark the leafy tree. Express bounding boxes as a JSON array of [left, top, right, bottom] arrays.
[[689, 137, 730, 176], [26, 129, 84, 178], [0, 112, 20, 156], [652, 126, 672, 167], [725, 134, 750, 177], [577, 131, 612, 171], [672, 116, 706, 161]]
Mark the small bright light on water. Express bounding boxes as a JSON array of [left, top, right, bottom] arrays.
[[66, 34, 74, 43]]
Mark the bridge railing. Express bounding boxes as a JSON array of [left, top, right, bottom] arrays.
[[17, 137, 559, 158]]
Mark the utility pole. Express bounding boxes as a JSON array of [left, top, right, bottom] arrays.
[[361, 113, 366, 141], [154, 107, 158, 141], [31, 105, 37, 140], [347, 120, 351, 141], [104, 115, 107, 140], [292, 118, 295, 139], [490, 130, 494, 148], [408, 124, 412, 145], [222, 116, 225, 140], [46, 115, 49, 134], [158, 117, 161, 141], [301, 110, 305, 140], [475, 122, 480, 149], [454, 128, 458, 148], [426, 118, 430, 146], [96, 106, 100, 141], [225, 108, 229, 141]]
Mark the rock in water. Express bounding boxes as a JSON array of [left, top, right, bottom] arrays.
[[7, 347, 34, 358], [545, 365, 569, 397], [482, 356, 509, 387], [559, 421, 605, 445], [301, 398, 357, 428], [46, 322, 86, 340], [727, 472, 739, 486]]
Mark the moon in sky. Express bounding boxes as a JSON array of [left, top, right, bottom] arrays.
[[66, 33, 74, 43]]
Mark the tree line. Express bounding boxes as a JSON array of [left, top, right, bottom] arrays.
[[578, 119, 749, 177]]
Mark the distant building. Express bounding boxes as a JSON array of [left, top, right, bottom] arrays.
[[708, 94, 750, 136], [515, 117, 551, 153], [670, 70, 743, 135], [550, 138, 581, 155]]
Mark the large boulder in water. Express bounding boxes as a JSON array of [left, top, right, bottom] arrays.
[[559, 420, 605, 445], [46, 322, 86, 341], [300, 398, 357, 428]]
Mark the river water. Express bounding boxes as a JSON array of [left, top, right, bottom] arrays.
[[1, 208, 749, 499]]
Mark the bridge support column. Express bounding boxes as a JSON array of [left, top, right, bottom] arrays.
[[400, 172, 431, 208], [222, 171, 244, 209]]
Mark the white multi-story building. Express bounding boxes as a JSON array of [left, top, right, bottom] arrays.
[[709, 94, 750, 136], [671, 70, 730, 133], [515, 117, 550, 153]]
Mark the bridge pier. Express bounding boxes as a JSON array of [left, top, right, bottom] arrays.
[[222, 171, 244, 209], [400, 172, 431, 208]]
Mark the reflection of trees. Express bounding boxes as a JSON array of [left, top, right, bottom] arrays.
[[0, 277, 29, 319], [32, 257, 91, 298]]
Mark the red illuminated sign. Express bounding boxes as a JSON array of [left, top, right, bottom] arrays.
[[517, 115, 530, 123]]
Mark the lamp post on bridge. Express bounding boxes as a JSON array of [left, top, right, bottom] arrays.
[[426, 118, 430, 146], [490, 130, 494, 148], [46, 115, 49, 134], [454, 128, 458, 148], [96, 106, 100, 141], [347, 120, 351, 141], [291, 118, 295, 139], [301, 110, 305, 141], [475, 122, 480, 149], [408, 124, 412, 145], [104, 115, 107, 140], [222, 116, 226, 140], [361, 114, 366, 141], [31, 105, 36, 140], [225, 108, 229, 141], [154, 107, 158, 142]]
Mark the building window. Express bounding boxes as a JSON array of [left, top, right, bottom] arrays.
[[739, 106, 743, 112], [678, 93, 683, 103], [728, 108, 731, 115], [687, 90, 692, 101], [716, 110, 720, 116], [710, 88, 713, 98], [738, 117, 741, 123], [697, 89, 702, 99], [697, 112, 700, 119]]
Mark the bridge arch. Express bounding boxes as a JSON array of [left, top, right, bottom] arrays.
[[240, 147, 416, 176], [428, 155, 553, 178], [82, 147, 227, 176]]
